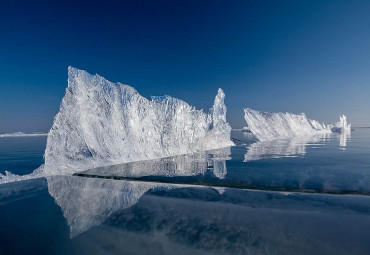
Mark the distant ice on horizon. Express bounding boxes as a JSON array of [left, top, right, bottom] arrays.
[[244, 108, 351, 142], [0, 132, 48, 138]]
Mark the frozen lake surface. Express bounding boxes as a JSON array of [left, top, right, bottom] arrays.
[[0, 129, 370, 254]]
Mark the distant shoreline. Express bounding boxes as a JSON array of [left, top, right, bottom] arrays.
[[0, 132, 48, 138]]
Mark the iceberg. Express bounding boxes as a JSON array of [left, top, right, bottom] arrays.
[[0, 67, 233, 183], [330, 115, 352, 133], [243, 108, 352, 142], [243, 108, 331, 141], [41, 67, 233, 175]]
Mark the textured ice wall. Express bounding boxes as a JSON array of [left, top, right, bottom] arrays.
[[244, 108, 331, 141], [42, 67, 233, 175]]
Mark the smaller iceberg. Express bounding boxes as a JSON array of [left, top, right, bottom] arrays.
[[243, 108, 331, 141], [330, 115, 352, 133], [244, 108, 351, 142]]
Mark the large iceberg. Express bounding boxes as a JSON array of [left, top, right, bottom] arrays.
[[243, 108, 331, 141], [40, 67, 233, 175]]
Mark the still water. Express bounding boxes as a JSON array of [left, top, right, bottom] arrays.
[[0, 129, 369, 254]]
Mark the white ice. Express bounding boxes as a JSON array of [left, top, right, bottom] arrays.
[[329, 115, 352, 134], [243, 108, 331, 141], [244, 108, 351, 142], [1, 67, 233, 182]]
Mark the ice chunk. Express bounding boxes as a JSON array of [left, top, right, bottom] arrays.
[[41, 67, 233, 175], [330, 115, 351, 133], [244, 108, 331, 141], [0, 168, 44, 184]]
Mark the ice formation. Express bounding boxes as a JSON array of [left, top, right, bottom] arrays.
[[243, 108, 331, 141], [243, 108, 352, 142], [330, 115, 352, 133], [41, 67, 233, 175]]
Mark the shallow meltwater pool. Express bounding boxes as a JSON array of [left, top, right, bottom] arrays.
[[0, 129, 370, 254]]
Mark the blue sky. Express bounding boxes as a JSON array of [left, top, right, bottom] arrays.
[[1, 0, 369, 132]]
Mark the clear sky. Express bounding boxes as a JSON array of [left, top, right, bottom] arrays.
[[1, 0, 369, 133]]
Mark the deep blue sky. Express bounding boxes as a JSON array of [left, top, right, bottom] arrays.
[[1, 0, 370, 132]]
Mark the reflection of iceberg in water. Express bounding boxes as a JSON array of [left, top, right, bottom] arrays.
[[46, 175, 370, 254], [46, 176, 162, 238], [80, 147, 231, 180], [47, 148, 231, 237], [339, 131, 351, 148], [244, 135, 328, 162]]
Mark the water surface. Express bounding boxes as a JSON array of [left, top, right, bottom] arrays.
[[0, 129, 369, 254]]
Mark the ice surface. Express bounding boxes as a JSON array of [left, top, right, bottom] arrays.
[[243, 108, 331, 141], [41, 67, 233, 175]]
